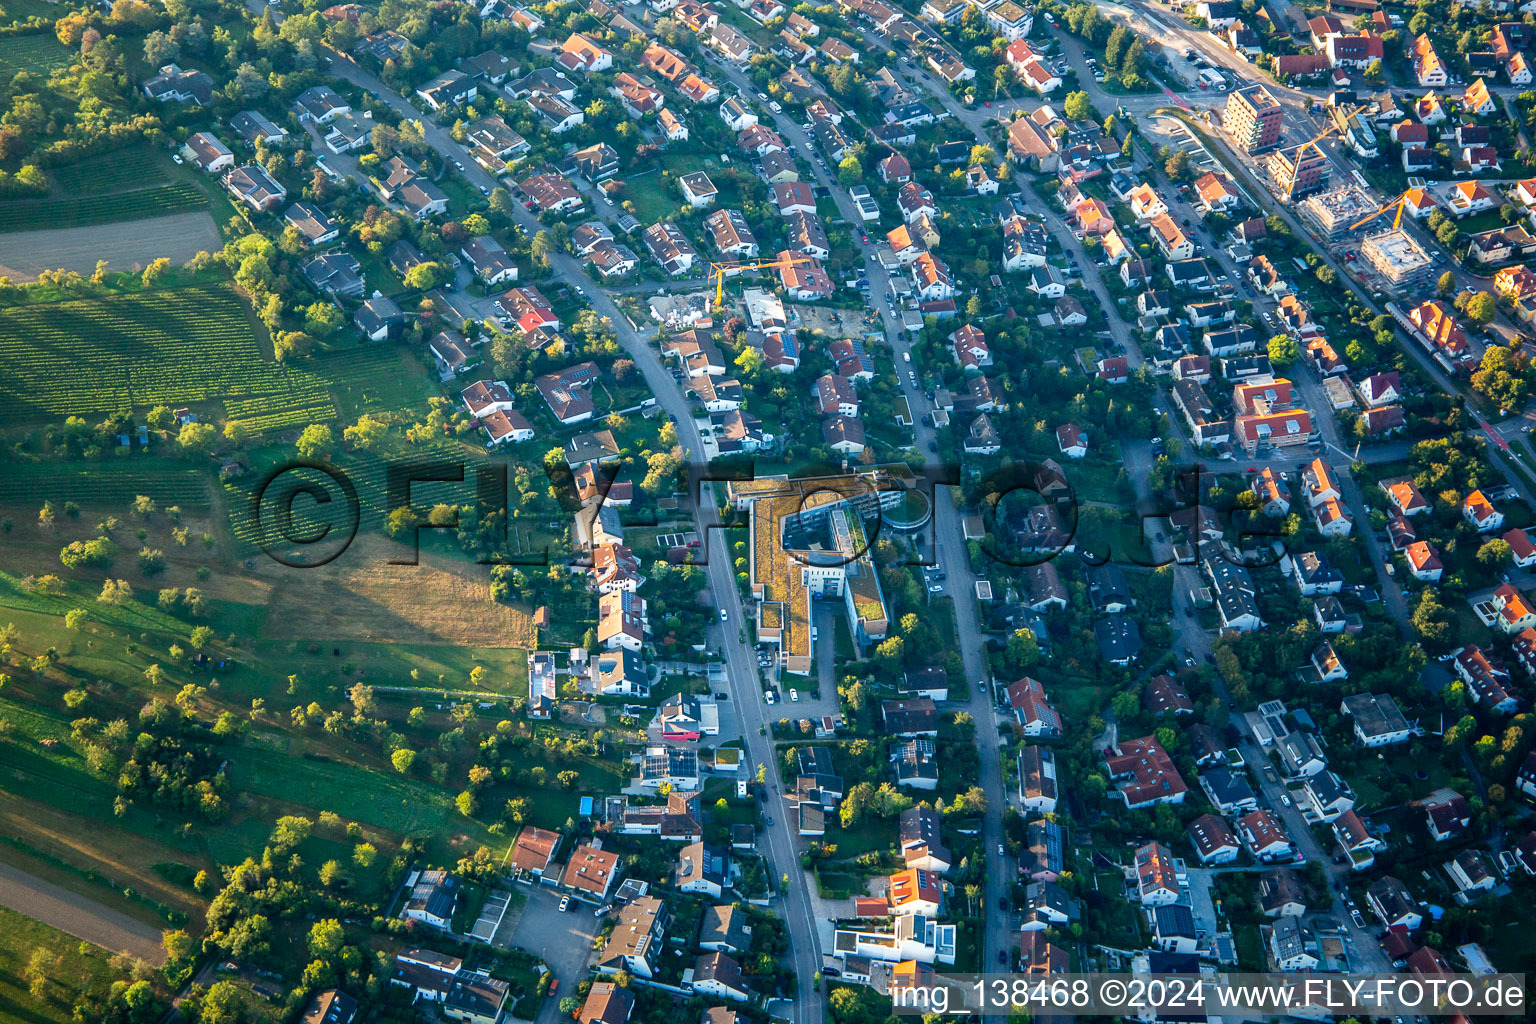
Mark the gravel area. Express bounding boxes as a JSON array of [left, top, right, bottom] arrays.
[[0, 860, 167, 963]]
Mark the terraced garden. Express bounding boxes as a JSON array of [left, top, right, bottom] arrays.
[[0, 33, 72, 74], [0, 286, 336, 432], [0, 461, 213, 511], [49, 148, 169, 195], [0, 182, 209, 233]]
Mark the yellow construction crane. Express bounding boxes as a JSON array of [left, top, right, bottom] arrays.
[[1349, 188, 1413, 233], [708, 256, 810, 305], [1279, 107, 1360, 201]]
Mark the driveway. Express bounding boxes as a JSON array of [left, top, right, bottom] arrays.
[[510, 885, 600, 1021]]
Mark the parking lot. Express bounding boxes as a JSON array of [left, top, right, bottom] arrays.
[[509, 885, 601, 1022]]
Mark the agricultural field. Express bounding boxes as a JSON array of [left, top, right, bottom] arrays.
[[0, 33, 71, 74], [0, 460, 215, 511], [0, 0, 65, 23], [0, 182, 209, 234], [48, 149, 170, 196], [0, 285, 336, 432]]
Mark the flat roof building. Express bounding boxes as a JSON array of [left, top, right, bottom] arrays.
[[730, 469, 911, 675], [1361, 229, 1432, 292], [1268, 145, 1331, 199], [1300, 185, 1380, 240]]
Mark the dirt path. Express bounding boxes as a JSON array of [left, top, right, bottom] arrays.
[[0, 860, 166, 964], [0, 211, 222, 281]]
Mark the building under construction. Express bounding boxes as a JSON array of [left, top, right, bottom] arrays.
[[1361, 229, 1433, 292], [1268, 145, 1331, 201], [1300, 186, 1380, 241]]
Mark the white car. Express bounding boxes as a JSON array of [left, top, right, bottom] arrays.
[[790, 689, 799, 702], [559, 895, 571, 912], [720, 609, 728, 622]]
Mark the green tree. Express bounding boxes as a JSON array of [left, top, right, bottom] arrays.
[[1062, 90, 1093, 121], [391, 747, 416, 773], [308, 918, 345, 959], [178, 422, 216, 454], [1004, 628, 1039, 674], [402, 262, 441, 290], [198, 981, 243, 1024], [1164, 149, 1193, 181], [1477, 538, 1512, 569], [1465, 290, 1497, 325], [1411, 589, 1455, 647], [343, 414, 389, 449], [1437, 270, 1457, 296], [303, 302, 344, 337], [1266, 335, 1298, 367], [295, 424, 334, 459]]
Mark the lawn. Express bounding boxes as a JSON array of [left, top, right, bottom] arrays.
[[0, 906, 117, 1024], [821, 814, 887, 859], [620, 170, 680, 226], [235, 741, 501, 844]]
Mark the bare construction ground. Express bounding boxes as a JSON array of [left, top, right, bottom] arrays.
[[0, 211, 222, 281]]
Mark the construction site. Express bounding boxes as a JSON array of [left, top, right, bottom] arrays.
[[1300, 185, 1381, 241], [1360, 230, 1433, 293]]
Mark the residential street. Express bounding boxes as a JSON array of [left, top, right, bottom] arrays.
[[311, 44, 827, 1024], [891, 28, 1412, 975], [246, 0, 1507, 1001], [702, 49, 1016, 973]]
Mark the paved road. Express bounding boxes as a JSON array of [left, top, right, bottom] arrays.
[[0, 860, 167, 965], [907, 24, 1406, 976], [696, 50, 1017, 974]]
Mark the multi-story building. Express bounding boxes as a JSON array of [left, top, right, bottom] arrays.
[[1300, 185, 1379, 240], [1268, 145, 1330, 199], [1225, 85, 1284, 152], [1361, 229, 1433, 292]]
